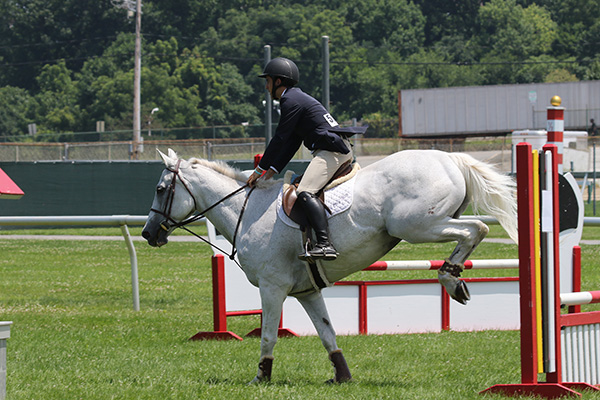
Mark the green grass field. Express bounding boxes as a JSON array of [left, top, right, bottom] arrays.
[[2, 225, 600, 399]]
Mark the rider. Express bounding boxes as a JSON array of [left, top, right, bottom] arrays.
[[246, 57, 357, 261]]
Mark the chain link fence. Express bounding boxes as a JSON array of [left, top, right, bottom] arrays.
[[0, 136, 511, 162]]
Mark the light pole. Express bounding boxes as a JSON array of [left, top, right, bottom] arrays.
[[148, 107, 159, 136]]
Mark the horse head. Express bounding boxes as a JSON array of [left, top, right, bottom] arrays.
[[142, 149, 198, 247]]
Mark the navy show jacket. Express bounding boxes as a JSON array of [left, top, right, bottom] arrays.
[[258, 87, 350, 173]]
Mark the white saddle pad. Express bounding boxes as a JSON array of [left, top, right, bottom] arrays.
[[276, 176, 356, 229]]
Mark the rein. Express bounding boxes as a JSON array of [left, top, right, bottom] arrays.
[[150, 160, 255, 261]]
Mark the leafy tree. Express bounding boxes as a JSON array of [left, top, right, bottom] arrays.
[[0, 0, 127, 89], [31, 61, 81, 133], [474, 0, 560, 84], [413, 0, 482, 46], [476, 0, 558, 60], [539, 0, 600, 57], [0, 0, 598, 139], [0, 87, 36, 137], [344, 0, 425, 56]]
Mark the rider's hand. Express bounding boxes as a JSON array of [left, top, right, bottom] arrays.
[[246, 168, 275, 187], [246, 170, 262, 187]]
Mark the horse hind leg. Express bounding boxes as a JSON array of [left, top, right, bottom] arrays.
[[419, 218, 489, 305]]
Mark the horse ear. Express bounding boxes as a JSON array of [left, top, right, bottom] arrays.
[[168, 148, 178, 159], [157, 149, 176, 168]]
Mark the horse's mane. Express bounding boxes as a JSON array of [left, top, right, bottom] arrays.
[[187, 158, 280, 188]]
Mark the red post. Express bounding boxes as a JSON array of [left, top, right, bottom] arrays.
[[189, 254, 243, 341], [569, 246, 582, 314], [516, 143, 539, 384], [211, 255, 228, 332], [358, 284, 368, 335], [441, 286, 450, 331]]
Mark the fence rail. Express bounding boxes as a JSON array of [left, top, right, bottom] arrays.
[[0, 136, 511, 163], [2, 215, 599, 312], [0, 215, 205, 311]]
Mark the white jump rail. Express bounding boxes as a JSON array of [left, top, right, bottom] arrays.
[[0, 214, 598, 312], [0, 215, 204, 311], [560, 291, 600, 306]]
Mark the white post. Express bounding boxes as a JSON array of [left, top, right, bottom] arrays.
[[120, 225, 140, 311], [0, 322, 12, 400]]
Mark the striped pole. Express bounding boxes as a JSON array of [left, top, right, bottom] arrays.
[[560, 291, 600, 306], [547, 95, 565, 173], [365, 259, 518, 271]]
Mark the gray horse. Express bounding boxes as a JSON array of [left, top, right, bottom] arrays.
[[142, 149, 517, 384]]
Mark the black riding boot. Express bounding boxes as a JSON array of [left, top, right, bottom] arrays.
[[297, 191, 338, 261]]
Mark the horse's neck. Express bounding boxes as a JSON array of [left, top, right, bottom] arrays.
[[191, 169, 248, 243]]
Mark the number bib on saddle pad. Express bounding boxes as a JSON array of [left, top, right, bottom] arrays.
[[276, 165, 359, 229]]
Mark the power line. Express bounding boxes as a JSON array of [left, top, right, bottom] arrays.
[[0, 46, 596, 68]]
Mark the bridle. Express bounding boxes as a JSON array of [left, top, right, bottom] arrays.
[[149, 159, 254, 260]]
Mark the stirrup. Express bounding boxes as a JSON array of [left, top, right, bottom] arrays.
[[298, 244, 338, 261]]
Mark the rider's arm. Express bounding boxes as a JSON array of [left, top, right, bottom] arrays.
[[257, 95, 304, 173]]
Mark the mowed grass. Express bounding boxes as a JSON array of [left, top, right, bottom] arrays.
[[2, 227, 600, 399]]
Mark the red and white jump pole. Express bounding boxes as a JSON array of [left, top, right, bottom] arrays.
[[366, 259, 518, 271], [547, 95, 565, 173], [560, 291, 600, 307]]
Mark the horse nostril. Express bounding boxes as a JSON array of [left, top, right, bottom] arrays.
[[142, 230, 151, 240]]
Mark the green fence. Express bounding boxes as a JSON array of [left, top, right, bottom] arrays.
[[0, 160, 309, 218]]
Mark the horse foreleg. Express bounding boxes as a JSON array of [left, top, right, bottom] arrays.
[[297, 291, 352, 383], [248, 284, 287, 384]]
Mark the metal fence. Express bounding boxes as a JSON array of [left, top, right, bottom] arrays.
[[0, 138, 271, 162], [0, 136, 510, 162]]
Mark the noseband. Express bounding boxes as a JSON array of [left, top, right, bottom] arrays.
[[149, 159, 253, 260], [150, 159, 198, 232]]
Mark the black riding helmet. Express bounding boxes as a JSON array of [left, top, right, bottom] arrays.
[[259, 57, 299, 98]]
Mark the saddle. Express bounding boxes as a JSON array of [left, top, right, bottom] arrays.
[[282, 160, 355, 229]]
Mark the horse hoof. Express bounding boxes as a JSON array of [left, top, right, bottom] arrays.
[[324, 377, 352, 385], [438, 271, 471, 305], [247, 376, 269, 385], [453, 280, 471, 305], [329, 350, 352, 383]]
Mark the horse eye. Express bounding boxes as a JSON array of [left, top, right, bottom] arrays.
[[157, 186, 166, 194]]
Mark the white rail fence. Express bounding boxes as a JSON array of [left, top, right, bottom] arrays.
[[1, 215, 599, 312], [0, 215, 204, 311]]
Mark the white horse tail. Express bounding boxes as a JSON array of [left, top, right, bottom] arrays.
[[448, 153, 518, 243]]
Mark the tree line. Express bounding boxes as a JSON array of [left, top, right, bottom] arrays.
[[0, 0, 598, 139]]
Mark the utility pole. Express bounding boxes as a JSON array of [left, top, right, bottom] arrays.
[[132, 0, 142, 159], [111, 0, 142, 159]]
